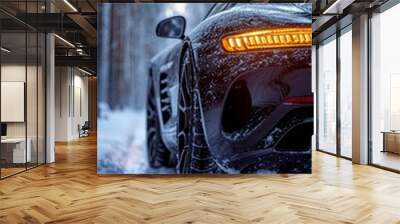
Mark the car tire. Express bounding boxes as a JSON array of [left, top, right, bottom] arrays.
[[147, 74, 174, 168], [177, 50, 218, 174]]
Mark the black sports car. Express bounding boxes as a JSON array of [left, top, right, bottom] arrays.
[[147, 3, 313, 174]]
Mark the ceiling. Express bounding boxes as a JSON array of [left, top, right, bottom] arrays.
[[310, 0, 389, 41], [0, 0, 98, 74]]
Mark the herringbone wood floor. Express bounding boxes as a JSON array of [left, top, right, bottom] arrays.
[[1, 135, 400, 224]]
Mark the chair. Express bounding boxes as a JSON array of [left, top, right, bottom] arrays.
[[79, 121, 90, 138]]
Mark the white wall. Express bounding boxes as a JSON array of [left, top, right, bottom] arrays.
[[1, 65, 25, 166], [1, 65, 26, 139], [1, 65, 41, 138], [55, 66, 69, 141], [55, 67, 89, 141], [72, 73, 89, 137], [1, 63, 46, 164]]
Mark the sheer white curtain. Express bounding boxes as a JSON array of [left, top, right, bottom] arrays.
[[340, 29, 352, 158], [318, 37, 337, 154]]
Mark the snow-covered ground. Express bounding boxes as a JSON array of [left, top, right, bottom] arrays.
[[97, 103, 175, 174]]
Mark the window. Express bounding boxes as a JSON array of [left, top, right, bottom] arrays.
[[317, 35, 337, 154], [339, 27, 352, 158], [370, 3, 400, 171]]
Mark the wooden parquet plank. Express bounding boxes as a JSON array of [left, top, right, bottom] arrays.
[[0, 135, 400, 223]]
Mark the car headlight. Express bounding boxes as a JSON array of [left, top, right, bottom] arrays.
[[221, 27, 311, 52]]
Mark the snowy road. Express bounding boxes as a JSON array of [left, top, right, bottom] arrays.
[[97, 105, 175, 174]]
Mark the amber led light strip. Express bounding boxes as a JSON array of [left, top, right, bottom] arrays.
[[221, 27, 312, 52]]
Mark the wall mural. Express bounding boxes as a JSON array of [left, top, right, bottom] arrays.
[[98, 3, 313, 174]]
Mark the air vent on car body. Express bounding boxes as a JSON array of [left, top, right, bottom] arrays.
[[160, 73, 172, 123]]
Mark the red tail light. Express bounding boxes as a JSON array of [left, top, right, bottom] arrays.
[[285, 96, 313, 104]]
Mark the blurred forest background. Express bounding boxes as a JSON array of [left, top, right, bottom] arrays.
[[98, 3, 212, 173], [98, 3, 211, 109]]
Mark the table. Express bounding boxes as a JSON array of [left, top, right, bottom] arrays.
[[1, 138, 31, 163], [382, 131, 400, 154]]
